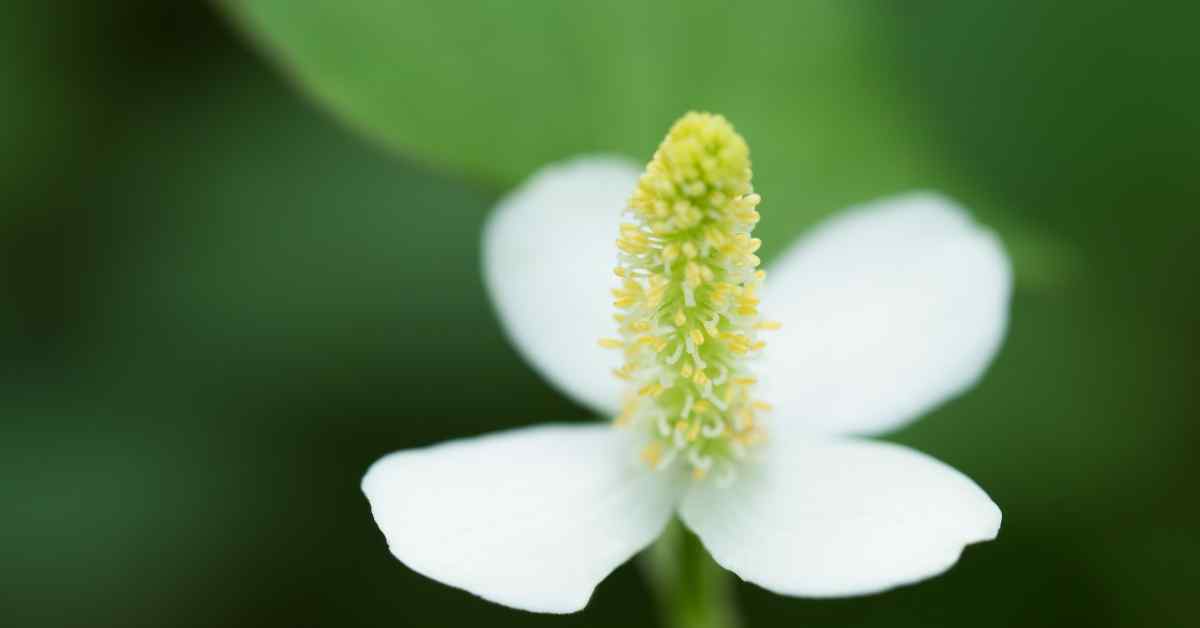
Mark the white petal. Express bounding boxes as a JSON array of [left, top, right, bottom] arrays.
[[483, 156, 640, 418], [362, 423, 677, 613], [760, 193, 1011, 436], [679, 437, 1000, 598]]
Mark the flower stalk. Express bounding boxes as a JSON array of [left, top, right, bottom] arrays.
[[643, 520, 742, 628]]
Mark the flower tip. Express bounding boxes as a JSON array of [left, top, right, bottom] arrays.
[[630, 112, 753, 236]]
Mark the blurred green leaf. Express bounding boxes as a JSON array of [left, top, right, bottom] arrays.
[[223, 0, 1071, 285], [79, 60, 579, 427]]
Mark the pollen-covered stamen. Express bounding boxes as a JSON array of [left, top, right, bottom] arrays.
[[607, 112, 777, 482]]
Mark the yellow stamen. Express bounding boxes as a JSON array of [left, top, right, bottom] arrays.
[[642, 442, 663, 466]]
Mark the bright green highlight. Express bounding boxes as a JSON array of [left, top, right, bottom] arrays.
[[604, 112, 775, 482]]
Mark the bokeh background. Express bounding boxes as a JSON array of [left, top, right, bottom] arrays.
[[3, 1, 1197, 626]]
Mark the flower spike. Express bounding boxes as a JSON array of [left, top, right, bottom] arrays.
[[607, 112, 778, 481]]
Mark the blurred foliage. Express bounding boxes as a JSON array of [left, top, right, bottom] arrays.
[[222, 0, 1074, 288], [0, 4, 98, 227], [223, 1, 931, 194], [1, 1, 1197, 627]]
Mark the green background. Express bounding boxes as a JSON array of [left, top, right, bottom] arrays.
[[2, 1, 1196, 626]]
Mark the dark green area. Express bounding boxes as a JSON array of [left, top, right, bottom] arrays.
[[1, 1, 1196, 627]]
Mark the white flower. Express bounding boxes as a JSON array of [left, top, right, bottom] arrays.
[[363, 150, 1010, 613]]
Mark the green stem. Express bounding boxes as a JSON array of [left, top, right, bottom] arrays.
[[641, 519, 743, 628]]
